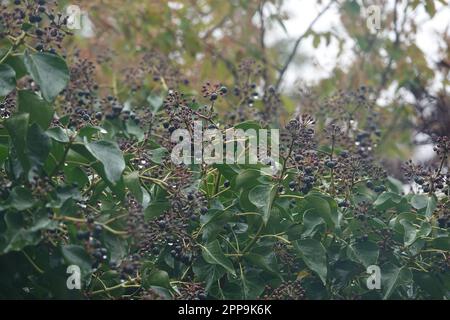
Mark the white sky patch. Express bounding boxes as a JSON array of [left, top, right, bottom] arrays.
[[264, 0, 450, 91]]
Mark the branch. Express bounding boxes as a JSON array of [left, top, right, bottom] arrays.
[[275, 0, 336, 91]]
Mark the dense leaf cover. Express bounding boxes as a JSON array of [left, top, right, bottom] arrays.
[[0, 0, 449, 300]]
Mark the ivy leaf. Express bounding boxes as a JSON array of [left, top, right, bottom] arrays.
[[0, 63, 16, 96], [193, 257, 226, 291], [7, 186, 35, 210], [27, 123, 51, 172], [304, 194, 339, 229], [141, 267, 172, 290], [248, 184, 277, 224], [347, 241, 379, 267], [235, 169, 261, 189], [124, 171, 143, 203], [4, 55, 27, 79], [425, 194, 437, 217], [295, 239, 327, 284], [18, 90, 54, 129], [200, 240, 236, 276], [382, 264, 412, 299], [410, 194, 428, 210], [5, 113, 29, 172], [244, 253, 280, 276], [147, 95, 164, 112], [144, 201, 170, 221], [373, 192, 402, 210], [84, 138, 125, 183], [302, 208, 325, 238], [24, 51, 69, 102], [61, 245, 93, 278], [46, 127, 70, 143]]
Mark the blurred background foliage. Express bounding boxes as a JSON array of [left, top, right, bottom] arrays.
[[64, 0, 449, 178]]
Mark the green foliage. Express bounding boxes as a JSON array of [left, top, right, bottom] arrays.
[[0, 0, 449, 301]]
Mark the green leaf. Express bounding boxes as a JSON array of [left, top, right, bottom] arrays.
[[410, 194, 428, 210], [304, 194, 338, 229], [27, 122, 51, 171], [244, 253, 280, 276], [4, 55, 27, 79], [144, 201, 170, 221], [373, 192, 402, 210], [425, 194, 437, 217], [17, 90, 54, 129], [147, 95, 163, 112], [302, 209, 325, 238], [200, 240, 236, 276], [382, 264, 412, 299], [124, 171, 143, 203], [84, 138, 125, 183], [295, 239, 327, 284], [5, 113, 29, 171], [141, 265, 172, 290], [46, 127, 70, 143], [235, 169, 261, 189], [149, 147, 167, 165], [347, 241, 379, 267], [248, 184, 277, 224], [61, 245, 93, 277], [24, 51, 69, 101], [8, 186, 35, 210], [0, 63, 16, 96]]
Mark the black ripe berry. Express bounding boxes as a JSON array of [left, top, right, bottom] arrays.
[[76, 230, 90, 240], [414, 176, 424, 185], [224, 180, 230, 188], [219, 86, 228, 94], [210, 93, 218, 101], [200, 207, 208, 215], [366, 180, 374, 189], [338, 200, 349, 208], [95, 112, 103, 120], [326, 160, 336, 169], [93, 225, 103, 237]]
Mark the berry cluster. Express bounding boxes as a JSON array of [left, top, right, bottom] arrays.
[[176, 283, 207, 300], [75, 217, 109, 269], [262, 280, 306, 300], [1, 0, 69, 52], [0, 92, 16, 119]]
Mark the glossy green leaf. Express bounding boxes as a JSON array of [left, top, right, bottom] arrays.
[[248, 184, 277, 224], [347, 241, 379, 267], [200, 240, 236, 276], [296, 239, 327, 284], [18, 90, 54, 129], [382, 264, 412, 299], [84, 138, 125, 183], [24, 51, 69, 101]]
